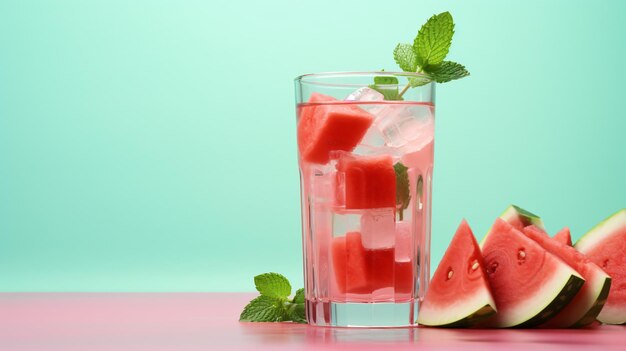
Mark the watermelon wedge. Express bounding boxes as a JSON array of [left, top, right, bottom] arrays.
[[480, 205, 545, 247], [481, 219, 584, 328], [553, 227, 573, 246], [297, 93, 373, 165], [575, 209, 626, 325], [523, 226, 612, 328], [418, 220, 496, 327], [338, 154, 396, 210]]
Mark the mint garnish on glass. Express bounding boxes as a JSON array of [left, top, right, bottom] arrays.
[[371, 11, 469, 99], [239, 273, 306, 323]]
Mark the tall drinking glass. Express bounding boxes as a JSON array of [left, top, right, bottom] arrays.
[[294, 72, 435, 327]]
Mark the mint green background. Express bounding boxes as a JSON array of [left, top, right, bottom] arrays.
[[1, 0, 625, 292]]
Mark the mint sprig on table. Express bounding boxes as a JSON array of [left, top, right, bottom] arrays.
[[371, 11, 469, 99], [239, 273, 306, 323]]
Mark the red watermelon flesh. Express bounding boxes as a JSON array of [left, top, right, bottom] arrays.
[[338, 154, 397, 210], [575, 209, 626, 324], [553, 227, 573, 246], [523, 225, 611, 328], [418, 220, 496, 327], [394, 259, 413, 294], [481, 219, 584, 328], [394, 221, 414, 295], [331, 231, 413, 295], [297, 93, 373, 165], [332, 231, 369, 294]]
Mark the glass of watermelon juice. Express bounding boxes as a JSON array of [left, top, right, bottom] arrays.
[[294, 72, 435, 327]]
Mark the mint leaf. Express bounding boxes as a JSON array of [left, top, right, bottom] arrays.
[[373, 76, 398, 85], [254, 273, 291, 298], [369, 76, 403, 101], [414, 12, 454, 68], [240, 273, 306, 324], [286, 302, 306, 323], [429, 61, 469, 83], [394, 162, 411, 221], [239, 295, 286, 322], [393, 43, 418, 72], [408, 76, 432, 87], [292, 288, 305, 304]]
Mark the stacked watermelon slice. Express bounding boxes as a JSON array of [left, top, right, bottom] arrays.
[[419, 206, 626, 328]]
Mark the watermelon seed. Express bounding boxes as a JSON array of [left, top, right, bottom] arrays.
[[602, 259, 609, 269], [447, 268, 454, 280], [487, 262, 498, 274], [518, 249, 526, 263], [471, 260, 479, 271]]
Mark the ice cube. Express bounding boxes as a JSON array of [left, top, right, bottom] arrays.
[[332, 209, 361, 237], [373, 105, 434, 150], [394, 221, 413, 261], [344, 87, 384, 102], [351, 123, 387, 155], [360, 208, 395, 250], [310, 164, 336, 204]]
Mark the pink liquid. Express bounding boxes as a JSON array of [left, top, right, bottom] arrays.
[[297, 101, 434, 324]]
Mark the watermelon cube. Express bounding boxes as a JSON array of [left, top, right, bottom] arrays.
[[331, 231, 369, 294], [338, 154, 397, 209], [394, 259, 413, 294], [368, 247, 395, 290], [297, 93, 374, 165], [332, 229, 414, 295]]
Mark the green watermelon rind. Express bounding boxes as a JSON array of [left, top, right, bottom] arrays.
[[418, 288, 497, 327], [489, 264, 584, 328], [479, 205, 546, 248], [512, 273, 584, 328], [571, 275, 612, 327], [574, 209, 626, 254], [574, 208, 626, 325], [550, 263, 611, 328], [541, 260, 611, 328], [522, 226, 613, 328], [502, 205, 545, 229]]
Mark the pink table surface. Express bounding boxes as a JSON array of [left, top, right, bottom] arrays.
[[0, 293, 624, 351]]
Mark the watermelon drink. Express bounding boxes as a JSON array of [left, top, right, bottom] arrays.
[[295, 72, 435, 327]]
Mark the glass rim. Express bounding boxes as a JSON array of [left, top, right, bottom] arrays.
[[295, 71, 431, 88]]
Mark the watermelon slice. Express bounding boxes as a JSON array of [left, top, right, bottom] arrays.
[[297, 93, 374, 165], [523, 225, 612, 328], [480, 205, 545, 247], [575, 209, 626, 325], [418, 220, 496, 327], [481, 219, 584, 328], [553, 227, 573, 246], [338, 154, 396, 210]]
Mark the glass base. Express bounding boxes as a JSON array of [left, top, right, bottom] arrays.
[[306, 299, 418, 327]]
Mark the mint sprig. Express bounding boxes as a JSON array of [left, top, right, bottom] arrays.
[[394, 162, 411, 221], [380, 11, 470, 99], [369, 76, 403, 101], [239, 273, 306, 323]]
